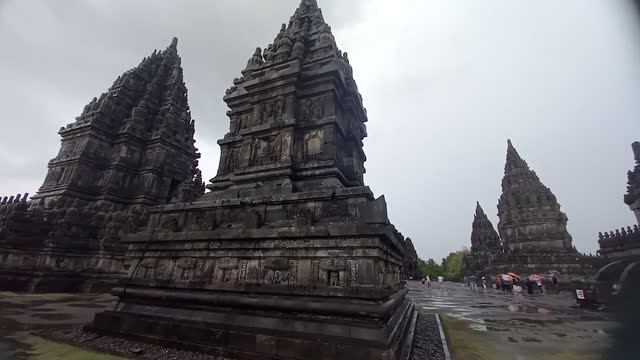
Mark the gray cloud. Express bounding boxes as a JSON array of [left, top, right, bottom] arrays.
[[1, 0, 639, 261]]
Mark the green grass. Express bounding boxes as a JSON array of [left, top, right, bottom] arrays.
[[27, 337, 129, 360], [440, 314, 505, 360]]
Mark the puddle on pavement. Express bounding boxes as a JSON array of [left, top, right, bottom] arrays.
[[67, 303, 110, 309], [31, 313, 74, 321], [508, 304, 552, 314], [487, 326, 509, 332], [522, 337, 542, 343]]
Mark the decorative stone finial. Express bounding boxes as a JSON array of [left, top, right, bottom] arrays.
[[170, 37, 179, 49], [631, 141, 640, 162], [246, 47, 264, 70]]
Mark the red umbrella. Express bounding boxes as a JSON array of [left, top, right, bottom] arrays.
[[507, 272, 520, 279], [529, 274, 542, 281]]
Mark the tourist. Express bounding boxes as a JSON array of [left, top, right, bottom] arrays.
[[538, 278, 544, 294], [463, 275, 468, 287], [526, 278, 535, 296], [495, 276, 501, 291], [422, 277, 425, 285], [426, 275, 432, 288], [482, 277, 487, 289], [469, 274, 478, 292], [437, 275, 445, 290]]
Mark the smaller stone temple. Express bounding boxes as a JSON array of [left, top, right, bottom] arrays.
[[401, 237, 423, 280], [468, 202, 503, 273], [598, 142, 640, 259], [0, 38, 204, 292], [469, 140, 592, 275]]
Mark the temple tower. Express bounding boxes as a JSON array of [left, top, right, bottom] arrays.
[[0, 39, 203, 292], [91, 1, 415, 359], [33, 38, 202, 207], [497, 140, 575, 253], [469, 202, 503, 272], [208, 0, 366, 198], [471, 202, 503, 254]]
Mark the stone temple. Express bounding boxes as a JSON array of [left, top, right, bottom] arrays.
[[469, 140, 592, 275], [598, 142, 640, 259], [0, 39, 204, 292], [91, 1, 415, 359], [468, 202, 503, 272]]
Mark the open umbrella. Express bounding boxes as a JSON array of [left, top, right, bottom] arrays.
[[507, 272, 520, 279], [502, 274, 513, 281], [548, 270, 560, 276], [529, 274, 542, 281]]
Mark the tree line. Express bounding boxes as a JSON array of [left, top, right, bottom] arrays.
[[417, 249, 469, 281]]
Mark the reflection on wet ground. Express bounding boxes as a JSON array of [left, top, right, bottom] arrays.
[[408, 282, 614, 360], [0, 292, 115, 359]]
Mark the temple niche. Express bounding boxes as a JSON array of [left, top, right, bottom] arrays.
[[0, 38, 204, 293], [90, 1, 415, 359]]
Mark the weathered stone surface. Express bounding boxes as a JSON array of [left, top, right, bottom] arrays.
[[0, 39, 203, 292], [90, 1, 415, 359]]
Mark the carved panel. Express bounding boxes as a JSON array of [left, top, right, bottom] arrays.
[[239, 260, 249, 281], [303, 129, 324, 161], [311, 260, 320, 284], [252, 133, 287, 166], [303, 96, 325, 121], [348, 260, 358, 287]]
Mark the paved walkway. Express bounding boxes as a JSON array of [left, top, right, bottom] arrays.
[[408, 281, 614, 360]]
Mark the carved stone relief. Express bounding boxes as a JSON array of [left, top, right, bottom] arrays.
[[303, 129, 324, 161], [303, 96, 325, 121]]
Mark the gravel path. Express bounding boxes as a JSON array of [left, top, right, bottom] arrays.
[[411, 313, 446, 360], [42, 327, 232, 360]]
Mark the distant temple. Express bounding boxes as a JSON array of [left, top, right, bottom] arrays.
[[469, 140, 592, 275], [469, 202, 503, 272], [90, 1, 416, 359], [0, 39, 204, 292], [598, 142, 640, 259]]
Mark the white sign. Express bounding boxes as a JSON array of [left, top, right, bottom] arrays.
[[576, 290, 585, 300]]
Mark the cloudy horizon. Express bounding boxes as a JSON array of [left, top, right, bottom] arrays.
[[1, 0, 640, 262]]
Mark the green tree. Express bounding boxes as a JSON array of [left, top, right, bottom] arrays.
[[441, 251, 467, 281], [418, 258, 441, 278]]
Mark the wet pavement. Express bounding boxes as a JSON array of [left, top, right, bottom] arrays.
[[0, 287, 616, 359], [408, 281, 615, 360], [0, 292, 117, 359]]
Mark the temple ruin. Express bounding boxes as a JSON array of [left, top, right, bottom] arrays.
[[90, 1, 415, 359], [0, 38, 204, 292]]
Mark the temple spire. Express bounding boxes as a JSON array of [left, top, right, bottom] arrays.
[[475, 201, 486, 218], [505, 139, 529, 172]]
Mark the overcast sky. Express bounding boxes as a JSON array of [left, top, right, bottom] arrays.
[[1, 0, 639, 262]]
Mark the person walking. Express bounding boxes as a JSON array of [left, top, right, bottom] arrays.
[[426, 275, 432, 289], [469, 274, 478, 292], [437, 275, 445, 290], [482, 277, 487, 289], [526, 278, 535, 296]]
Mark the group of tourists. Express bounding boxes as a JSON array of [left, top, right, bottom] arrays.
[[421, 275, 445, 289], [462, 275, 487, 292]]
